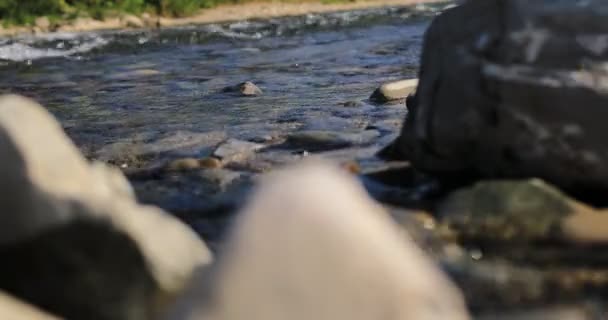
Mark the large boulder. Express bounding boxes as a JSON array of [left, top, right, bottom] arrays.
[[0, 95, 212, 319], [167, 159, 469, 320], [382, 0, 608, 197]]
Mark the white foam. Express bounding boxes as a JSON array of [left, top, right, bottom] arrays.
[[0, 36, 108, 62]]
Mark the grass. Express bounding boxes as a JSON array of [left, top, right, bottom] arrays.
[[0, 0, 250, 26]]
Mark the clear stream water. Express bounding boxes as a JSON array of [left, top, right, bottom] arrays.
[[0, 3, 451, 164]]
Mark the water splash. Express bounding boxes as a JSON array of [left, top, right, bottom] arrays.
[[0, 33, 109, 62]]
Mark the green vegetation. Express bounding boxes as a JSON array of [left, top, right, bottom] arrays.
[[0, 0, 358, 27], [0, 0, 245, 26]]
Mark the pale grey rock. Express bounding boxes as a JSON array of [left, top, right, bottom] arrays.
[[213, 139, 264, 163], [370, 79, 418, 103], [0, 95, 212, 319], [0, 291, 60, 320], [168, 159, 469, 320]]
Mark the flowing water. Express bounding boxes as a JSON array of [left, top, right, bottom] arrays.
[[0, 3, 449, 163], [0, 1, 455, 243]]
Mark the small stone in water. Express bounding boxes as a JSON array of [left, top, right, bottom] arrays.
[[470, 249, 483, 260], [213, 139, 264, 163], [223, 81, 263, 96], [369, 79, 418, 103], [198, 157, 222, 169]]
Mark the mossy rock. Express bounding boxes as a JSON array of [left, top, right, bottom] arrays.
[[438, 179, 575, 242]]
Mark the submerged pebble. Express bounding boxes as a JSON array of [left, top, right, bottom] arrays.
[[213, 139, 265, 163]]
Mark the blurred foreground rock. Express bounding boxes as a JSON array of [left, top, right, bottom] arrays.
[[167, 159, 470, 320], [382, 0, 608, 198], [0, 291, 60, 320], [0, 95, 212, 320], [436, 178, 608, 313]]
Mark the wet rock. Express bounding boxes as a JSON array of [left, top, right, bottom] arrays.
[[443, 255, 608, 313], [438, 179, 608, 245], [96, 130, 227, 167], [369, 79, 418, 103], [198, 169, 246, 191], [443, 258, 552, 312], [0, 95, 211, 319], [0, 291, 60, 320], [132, 168, 253, 216], [285, 130, 380, 151], [386, 206, 445, 252], [226, 149, 305, 173], [224, 157, 274, 173], [121, 14, 145, 28], [167, 158, 201, 171], [213, 138, 264, 164], [165, 157, 222, 172], [199, 157, 223, 169], [383, 0, 608, 197], [222, 81, 263, 96], [248, 133, 279, 144], [167, 160, 469, 320]]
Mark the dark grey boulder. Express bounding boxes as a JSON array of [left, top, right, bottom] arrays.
[[382, 0, 608, 197]]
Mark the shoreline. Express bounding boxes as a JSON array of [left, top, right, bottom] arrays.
[[0, 0, 448, 37]]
